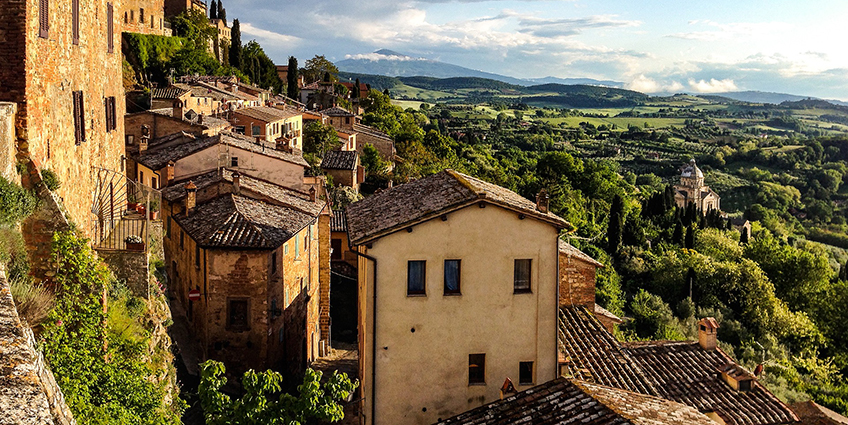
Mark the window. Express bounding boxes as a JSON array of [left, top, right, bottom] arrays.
[[270, 251, 277, 275], [331, 239, 342, 260], [180, 230, 184, 249], [444, 259, 461, 295], [284, 243, 289, 255], [71, 0, 79, 44], [469, 354, 486, 385], [407, 260, 426, 296], [195, 244, 200, 268], [166, 216, 171, 237], [519, 362, 534, 385], [38, 0, 49, 38], [514, 259, 532, 293], [227, 299, 249, 330], [104, 96, 117, 132], [72, 91, 85, 145], [252, 125, 261, 135], [106, 3, 114, 53], [151, 177, 158, 189], [129, 9, 134, 22], [231, 157, 239, 167], [295, 236, 300, 258], [139, 8, 144, 23], [139, 171, 144, 185]]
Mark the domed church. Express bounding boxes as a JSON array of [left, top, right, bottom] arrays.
[[674, 159, 721, 211]]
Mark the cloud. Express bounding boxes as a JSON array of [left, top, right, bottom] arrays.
[[687, 78, 738, 93], [626, 75, 683, 93], [344, 52, 428, 61], [239, 22, 301, 45], [516, 14, 641, 37], [666, 20, 791, 42]]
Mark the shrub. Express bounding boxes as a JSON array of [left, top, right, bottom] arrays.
[[41, 169, 61, 191], [9, 277, 54, 327], [0, 176, 39, 225]]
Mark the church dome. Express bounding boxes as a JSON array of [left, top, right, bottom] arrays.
[[681, 159, 704, 178]]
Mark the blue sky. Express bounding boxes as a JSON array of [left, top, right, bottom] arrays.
[[225, 0, 848, 99]]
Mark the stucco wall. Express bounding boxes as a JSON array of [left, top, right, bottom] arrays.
[[358, 203, 560, 425], [174, 145, 306, 190]]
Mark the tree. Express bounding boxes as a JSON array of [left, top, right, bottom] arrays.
[[199, 361, 357, 425], [361, 143, 390, 177], [353, 78, 361, 99], [210, 0, 217, 19], [170, 9, 217, 46], [286, 56, 299, 100], [740, 227, 749, 244], [303, 121, 340, 156], [607, 194, 623, 254], [303, 55, 338, 83], [218, 0, 226, 24], [229, 19, 242, 70], [673, 220, 684, 245], [685, 226, 695, 249]]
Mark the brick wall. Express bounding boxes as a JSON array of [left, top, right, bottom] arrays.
[[559, 252, 598, 311]]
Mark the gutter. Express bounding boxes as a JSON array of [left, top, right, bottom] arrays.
[[351, 248, 377, 425]]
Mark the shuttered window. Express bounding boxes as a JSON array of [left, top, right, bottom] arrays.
[[73, 91, 85, 145], [104, 97, 116, 132], [38, 0, 49, 38], [71, 0, 79, 45], [106, 3, 114, 53]]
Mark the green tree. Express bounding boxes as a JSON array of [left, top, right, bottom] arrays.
[[353, 78, 362, 99], [218, 0, 226, 24], [607, 194, 624, 254], [287, 56, 299, 100], [303, 121, 340, 156], [199, 361, 357, 425], [685, 226, 695, 249], [229, 19, 242, 70], [303, 55, 338, 83], [360, 143, 390, 177], [210, 0, 217, 19], [170, 10, 216, 46]]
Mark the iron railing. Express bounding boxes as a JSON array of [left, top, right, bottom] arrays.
[[91, 167, 161, 252]]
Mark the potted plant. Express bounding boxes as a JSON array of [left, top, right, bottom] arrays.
[[125, 235, 145, 251], [127, 191, 139, 210], [148, 198, 160, 220], [136, 203, 146, 216]]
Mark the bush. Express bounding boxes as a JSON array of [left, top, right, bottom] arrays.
[[9, 277, 54, 327], [41, 169, 61, 191], [0, 177, 39, 225]]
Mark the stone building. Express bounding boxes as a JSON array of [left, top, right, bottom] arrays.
[[0, 0, 127, 276], [163, 0, 205, 18], [345, 169, 571, 425], [121, 0, 172, 36], [209, 18, 229, 62], [320, 150, 363, 191], [674, 159, 720, 211], [230, 106, 304, 151], [161, 171, 328, 377], [558, 240, 621, 332], [151, 85, 225, 118]]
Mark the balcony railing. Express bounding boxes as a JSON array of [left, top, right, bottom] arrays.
[[90, 167, 161, 252]]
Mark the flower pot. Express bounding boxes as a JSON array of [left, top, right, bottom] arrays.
[[148, 210, 160, 220], [127, 202, 139, 211], [126, 242, 145, 252], [136, 205, 146, 215]]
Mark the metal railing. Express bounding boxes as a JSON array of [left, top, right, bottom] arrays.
[[91, 167, 162, 252]]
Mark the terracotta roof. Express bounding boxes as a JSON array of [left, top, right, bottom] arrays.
[[174, 194, 316, 249], [174, 83, 232, 103], [558, 307, 657, 394], [625, 341, 799, 425], [322, 106, 354, 117], [302, 82, 322, 90], [559, 240, 604, 267], [321, 150, 358, 170], [594, 304, 623, 324], [558, 306, 799, 425], [152, 86, 190, 100], [435, 377, 716, 425], [346, 169, 570, 245], [162, 169, 323, 216], [135, 131, 308, 170], [330, 212, 347, 232], [353, 123, 392, 141], [790, 401, 848, 425], [234, 106, 300, 123]]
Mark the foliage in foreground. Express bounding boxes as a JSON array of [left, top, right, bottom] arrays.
[[40, 231, 182, 424], [199, 361, 358, 425]]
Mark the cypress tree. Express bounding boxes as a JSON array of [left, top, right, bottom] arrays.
[[740, 227, 749, 244], [286, 56, 299, 100], [685, 226, 695, 249], [229, 19, 242, 70], [663, 185, 676, 212], [353, 78, 361, 98], [218, 0, 226, 24], [726, 219, 732, 230], [210, 0, 217, 19], [673, 220, 684, 245], [607, 194, 624, 254]]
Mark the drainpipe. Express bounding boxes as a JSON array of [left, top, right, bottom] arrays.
[[555, 234, 561, 380], [351, 247, 377, 425]]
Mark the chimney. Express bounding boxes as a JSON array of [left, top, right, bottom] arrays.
[[536, 189, 550, 213], [232, 171, 240, 195], [698, 317, 719, 350], [166, 161, 175, 185], [139, 136, 149, 152], [185, 181, 197, 216], [309, 186, 316, 202]]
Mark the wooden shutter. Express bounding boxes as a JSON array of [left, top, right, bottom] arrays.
[[72, 0, 79, 45], [104, 97, 111, 132], [110, 97, 117, 131], [106, 3, 113, 53], [38, 0, 49, 39], [73, 92, 82, 145]]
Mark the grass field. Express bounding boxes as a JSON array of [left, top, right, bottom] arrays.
[[539, 116, 688, 129]]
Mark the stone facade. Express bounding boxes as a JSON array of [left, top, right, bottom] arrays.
[[121, 0, 172, 36], [558, 246, 601, 312], [98, 250, 150, 298], [163, 0, 204, 18], [673, 159, 720, 211], [125, 111, 227, 143], [318, 213, 331, 351], [0, 269, 77, 425], [0, 103, 20, 184]]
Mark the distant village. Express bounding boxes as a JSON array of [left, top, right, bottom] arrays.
[[0, 0, 841, 424]]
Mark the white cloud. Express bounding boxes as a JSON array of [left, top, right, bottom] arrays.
[[626, 75, 683, 93], [687, 78, 738, 93], [240, 22, 301, 45], [344, 52, 427, 61]]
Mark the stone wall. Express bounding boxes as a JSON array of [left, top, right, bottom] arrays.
[[318, 214, 331, 350], [98, 250, 150, 298], [0, 269, 77, 425], [120, 0, 171, 36], [21, 164, 73, 285], [558, 252, 598, 311], [0, 103, 20, 184]]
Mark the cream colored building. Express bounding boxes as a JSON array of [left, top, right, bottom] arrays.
[[345, 170, 571, 425], [674, 159, 720, 211]]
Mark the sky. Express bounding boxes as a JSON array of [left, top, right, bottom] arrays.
[[224, 0, 848, 100]]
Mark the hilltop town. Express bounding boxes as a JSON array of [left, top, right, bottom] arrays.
[[1, 1, 848, 425]]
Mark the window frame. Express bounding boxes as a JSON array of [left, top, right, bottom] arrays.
[[513, 259, 532, 293], [407, 260, 426, 296], [106, 3, 114, 53], [226, 298, 250, 330], [519, 361, 534, 385], [38, 0, 49, 39], [231, 156, 239, 167], [71, 0, 79, 44], [469, 353, 486, 385], [73, 91, 86, 145], [443, 259, 461, 295]]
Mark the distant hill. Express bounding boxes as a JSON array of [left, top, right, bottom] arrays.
[[701, 91, 848, 107], [337, 50, 623, 88]]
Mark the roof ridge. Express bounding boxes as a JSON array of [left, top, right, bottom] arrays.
[[445, 169, 485, 197], [569, 380, 638, 425], [230, 195, 271, 246]]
